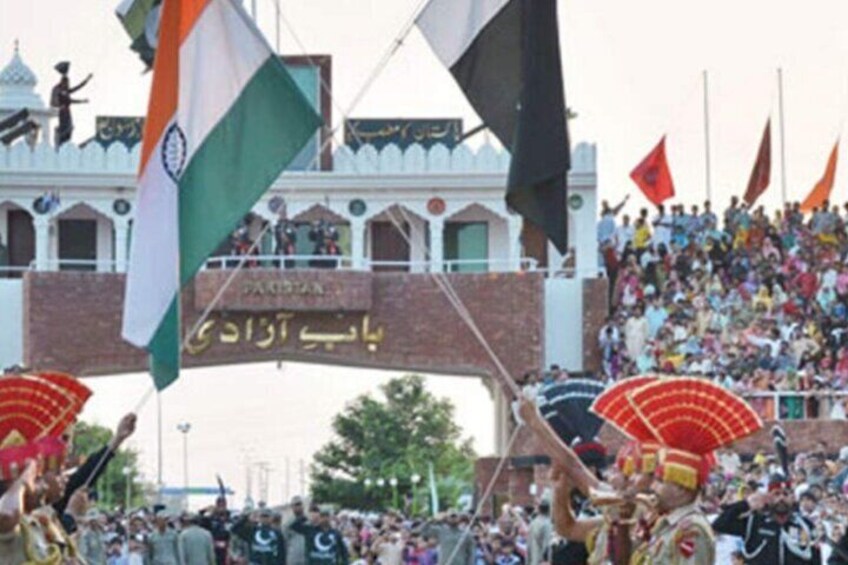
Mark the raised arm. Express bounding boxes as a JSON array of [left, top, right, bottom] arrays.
[[610, 195, 630, 216], [550, 466, 602, 542], [518, 399, 600, 496], [0, 461, 36, 534]]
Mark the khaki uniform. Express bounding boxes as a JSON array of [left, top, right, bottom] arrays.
[[0, 519, 62, 565], [149, 529, 182, 565], [29, 506, 82, 564], [585, 506, 654, 565], [630, 503, 714, 565], [586, 520, 611, 565], [79, 526, 106, 565]]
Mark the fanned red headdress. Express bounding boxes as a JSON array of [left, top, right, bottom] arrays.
[[0, 372, 91, 481], [35, 372, 93, 409], [627, 377, 762, 490], [591, 375, 662, 474]]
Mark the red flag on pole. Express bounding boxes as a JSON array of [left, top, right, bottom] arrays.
[[630, 136, 675, 206], [800, 140, 839, 212], [743, 120, 772, 205]]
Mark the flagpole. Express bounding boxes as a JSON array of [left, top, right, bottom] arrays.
[[274, 0, 281, 54], [703, 69, 712, 203], [157, 392, 163, 503], [778, 67, 788, 206]]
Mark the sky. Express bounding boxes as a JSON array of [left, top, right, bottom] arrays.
[[7, 0, 848, 505], [7, 0, 848, 213], [77, 362, 495, 509]]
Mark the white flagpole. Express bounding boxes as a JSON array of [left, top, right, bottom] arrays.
[[157, 392, 163, 503], [778, 68, 788, 206], [275, 0, 281, 53], [703, 69, 712, 203]]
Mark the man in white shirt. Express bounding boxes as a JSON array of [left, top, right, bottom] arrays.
[[652, 204, 672, 248], [615, 214, 635, 254]]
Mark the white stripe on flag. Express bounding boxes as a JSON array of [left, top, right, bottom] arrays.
[[122, 131, 180, 348], [416, 0, 510, 68], [178, 0, 270, 161]]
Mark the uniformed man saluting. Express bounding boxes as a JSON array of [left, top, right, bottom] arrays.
[[712, 473, 822, 564]]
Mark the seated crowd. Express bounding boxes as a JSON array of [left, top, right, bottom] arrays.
[[596, 196, 848, 420]]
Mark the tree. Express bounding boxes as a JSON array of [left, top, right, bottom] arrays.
[[70, 421, 147, 510], [310, 375, 475, 512]]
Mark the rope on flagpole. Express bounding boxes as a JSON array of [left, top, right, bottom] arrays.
[[440, 423, 522, 565], [76, 0, 476, 497], [274, 4, 525, 397]]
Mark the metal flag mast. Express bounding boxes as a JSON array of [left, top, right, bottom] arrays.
[[703, 70, 712, 202], [778, 67, 788, 206]]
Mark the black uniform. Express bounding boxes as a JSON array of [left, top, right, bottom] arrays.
[[712, 500, 822, 564], [201, 511, 231, 565], [233, 517, 287, 565], [288, 518, 348, 565]]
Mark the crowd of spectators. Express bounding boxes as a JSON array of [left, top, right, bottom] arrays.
[[596, 196, 848, 420], [69, 443, 848, 565], [74, 496, 560, 565]]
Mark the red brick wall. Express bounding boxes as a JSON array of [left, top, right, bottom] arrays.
[[22, 270, 544, 393], [582, 278, 609, 372]]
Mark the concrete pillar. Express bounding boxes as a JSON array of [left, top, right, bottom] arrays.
[[34, 217, 50, 271], [115, 218, 130, 273], [428, 217, 444, 273], [507, 216, 523, 271], [351, 219, 365, 270], [493, 384, 512, 457], [574, 189, 599, 278]]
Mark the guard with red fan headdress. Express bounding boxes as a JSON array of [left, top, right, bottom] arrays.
[[624, 377, 763, 565], [0, 370, 139, 565], [579, 375, 665, 565], [0, 371, 92, 563]]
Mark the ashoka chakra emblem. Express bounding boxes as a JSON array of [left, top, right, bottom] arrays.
[[162, 123, 187, 182]]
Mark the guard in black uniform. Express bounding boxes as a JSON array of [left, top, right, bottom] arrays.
[[200, 496, 231, 565], [712, 473, 821, 564]]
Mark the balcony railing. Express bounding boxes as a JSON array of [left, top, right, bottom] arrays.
[[741, 391, 848, 421], [1, 256, 542, 275]]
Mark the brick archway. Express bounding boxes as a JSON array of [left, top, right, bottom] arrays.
[[22, 269, 543, 394]]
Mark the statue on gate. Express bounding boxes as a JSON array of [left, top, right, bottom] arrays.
[[50, 62, 92, 146]]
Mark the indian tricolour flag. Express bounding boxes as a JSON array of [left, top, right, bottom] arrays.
[[122, 0, 321, 390]]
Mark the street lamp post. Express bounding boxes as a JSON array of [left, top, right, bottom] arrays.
[[122, 466, 132, 510], [389, 477, 398, 509], [177, 422, 192, 510], [410, 474, 421, 515]]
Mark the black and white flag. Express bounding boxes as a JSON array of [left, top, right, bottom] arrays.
[[417, 0, 571, 253]]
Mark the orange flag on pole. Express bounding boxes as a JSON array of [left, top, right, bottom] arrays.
[[743, 120, 772, 206], [800, 141, 839, 212], [630, 136, 675, 206]]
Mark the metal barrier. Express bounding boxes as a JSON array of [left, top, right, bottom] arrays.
[[203, 255, 539, 273], [0, 266, 31, 279], [203, 254, 352, 270], [741, 391, 848, 421], [35, 259, 119, 272], [19, 255, 541, 275]]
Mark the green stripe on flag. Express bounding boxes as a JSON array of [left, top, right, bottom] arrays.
[[177, 56, 323, 283], [147, 55, 321, 390], [116, 0, 158, 39], [149, 297, 180, 390]]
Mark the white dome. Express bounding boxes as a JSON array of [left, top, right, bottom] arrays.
[[0, 42, 45, 110]]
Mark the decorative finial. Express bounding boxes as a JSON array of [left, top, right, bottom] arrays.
[[14, 39, 19, 54]]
